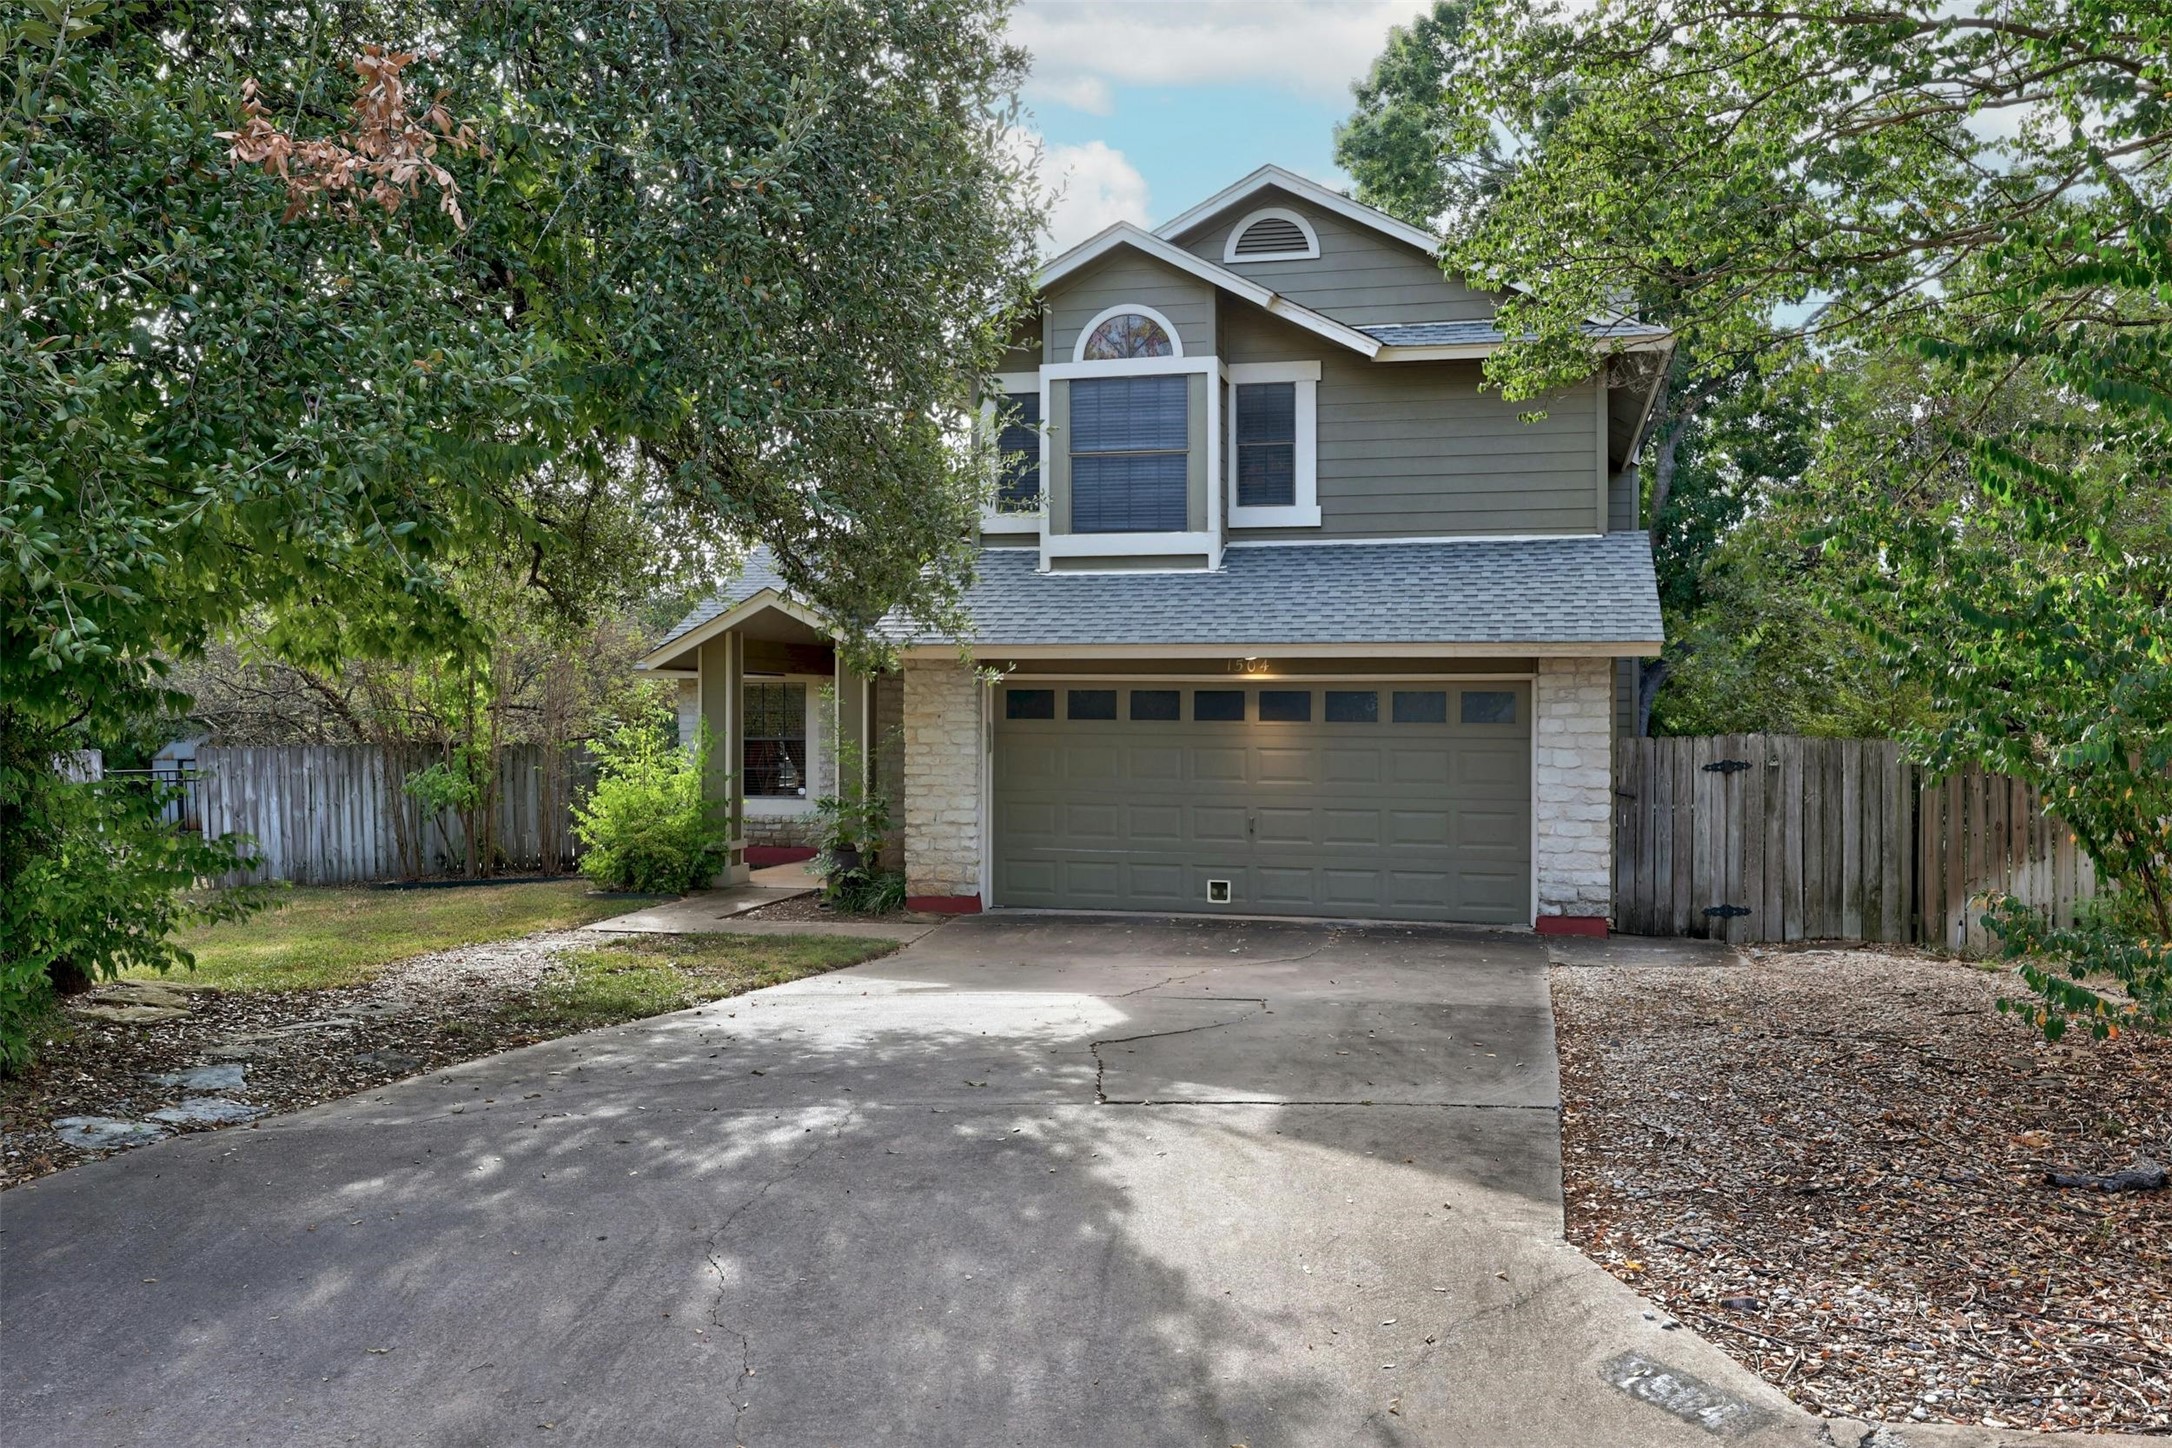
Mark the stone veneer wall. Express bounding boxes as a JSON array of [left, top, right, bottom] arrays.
[[1534, 656, 1615, 921], [901, 659, 983, 900]]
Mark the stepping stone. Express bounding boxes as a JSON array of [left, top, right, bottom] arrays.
[[76, 1004, 190, 1025], [84, 980, 194, 1008], [149, 1064, 247, 1092], [147, 1097, 265, 1126], [52, 1117, 169, 1150], [204, 1041, 283, 1061]]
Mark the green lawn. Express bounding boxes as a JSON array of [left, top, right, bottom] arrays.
[[156, 881, 669, 991], [491, 933, 895, 1035]]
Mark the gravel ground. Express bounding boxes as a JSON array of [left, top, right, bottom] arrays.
[[1, 932, 597, 1190], [1553, 945, 2171, 1433]]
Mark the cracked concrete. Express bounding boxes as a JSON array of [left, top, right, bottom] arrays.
[[0, 916, 2084, 1447]]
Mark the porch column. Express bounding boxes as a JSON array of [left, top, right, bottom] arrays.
[[832, 656, 870, 798], [698, 631, 750, 886]]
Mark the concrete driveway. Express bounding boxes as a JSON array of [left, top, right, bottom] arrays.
[[2, 917, 1854, 1446]]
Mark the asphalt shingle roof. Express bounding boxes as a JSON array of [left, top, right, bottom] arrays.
[[1361, 318, 1669, 348], [660, 533, 1661, 655], [894, 534, 1661, 648]]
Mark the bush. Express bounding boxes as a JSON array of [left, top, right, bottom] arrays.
[[573, 715, 728, 895], [0, 772, 262, 1070], [810, 737, 898, 911], [1986, 892, 2172, 1041]]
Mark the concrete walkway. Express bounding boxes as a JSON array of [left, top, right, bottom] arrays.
[[585, 861, 819, 933], [0, 918, 2060, 1446]]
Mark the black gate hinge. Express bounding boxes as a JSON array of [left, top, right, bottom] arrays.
[[1702, 759, 1752, 775], [1703, 904, 1751, 919]]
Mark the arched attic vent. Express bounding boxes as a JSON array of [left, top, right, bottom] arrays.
[[1223, 207, 1320, 262]]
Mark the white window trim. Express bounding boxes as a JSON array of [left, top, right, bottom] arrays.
[[980, 370, 1042, 535], [1222, 206, 1321, 263], [741, 674, 823, 815], [1072, 302, 1184, 363], [1040, 354, 1223, 571], [1226, 360, 1321, 529]]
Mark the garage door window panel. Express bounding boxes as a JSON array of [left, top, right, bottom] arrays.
[[1129, 689, 1181, 721], [1392, 690, 1448, 725], [1259, 690, 1311, 723], [1193, 690, 1246, 722], [1324, 690, 1378, 724], [1461, 690, 1518, 725], [1006, 688, 1055, 720], [1068, 688, 1118, 720]]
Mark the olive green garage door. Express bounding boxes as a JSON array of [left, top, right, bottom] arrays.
[[992, 681, 1530, 924]]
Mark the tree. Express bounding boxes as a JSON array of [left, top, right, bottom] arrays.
[[1, 0, 1040, 1061], [1337, 1, 1807, 734], [1407, 0, 2170, 1030]]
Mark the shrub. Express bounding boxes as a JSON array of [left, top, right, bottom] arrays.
[[810, 737, 897, 911], [573, 715, 728, 895], [1987, 892, 2172, 1041], [0, 772, 263, 1070]]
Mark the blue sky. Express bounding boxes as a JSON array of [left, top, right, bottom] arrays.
[[1008, 0, 1433, 250]]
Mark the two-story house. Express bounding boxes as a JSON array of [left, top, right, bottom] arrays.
[[636, 167, 1667, 935]]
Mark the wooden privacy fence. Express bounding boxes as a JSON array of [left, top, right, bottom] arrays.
[[1613, 734, 2097, 952], [196, 744, 591, 885]]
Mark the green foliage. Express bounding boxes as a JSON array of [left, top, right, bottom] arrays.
[[0, 776, 263, 1069], [1386, 0, 2169, 1035], [404, 748, 487, 816], [573, 712, 728, 895], [2, 0, 1037, 1059], [810, 737, 896, 908], [1985, 896, 2172, 1041]]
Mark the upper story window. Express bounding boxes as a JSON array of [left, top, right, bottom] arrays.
[[1070, 375, 1189, 533], [996, 391, 1040, 512], [1226, 361, 1320, 529], [1223, 207, 1321, 263], [1075, 303, 1182, 362], [1235, 382, 1296, 508]]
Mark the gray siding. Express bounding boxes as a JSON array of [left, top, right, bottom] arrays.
[[1220, 307, 1605, 540], [1172, 190, 1500, 326], [1045, 252, 1216, 362], [1610, 469, 1641, 531]]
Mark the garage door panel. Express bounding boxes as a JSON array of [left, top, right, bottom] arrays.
[[1323, 749, 1382, 785], [1125, 862, 1190, 905], [1193, 748, 1248, 783], [1065, 802, 1122, 843], [1387, 749, 1452, 787], [995, 681, 1530, 924], [1255, 807, 1315, 844], [1067, 746, 1121, 782], [1129, 804, 1185, 844], [1192, 806, 1251, 844], [1321, 869, 1385, 907], [1321, 809, 1382, 846], [1129, 746, 1185, 782], [1386, 810, 1449, 846], [1255, 866, 1319, 905]]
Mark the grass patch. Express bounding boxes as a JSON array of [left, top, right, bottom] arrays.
[[495, 933, 896, 1034], [155, 881, 670, 992]]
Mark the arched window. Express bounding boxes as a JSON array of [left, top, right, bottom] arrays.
[[1076, 304, 1181, 362]]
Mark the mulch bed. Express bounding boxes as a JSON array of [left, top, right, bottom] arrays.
[[0, 933, 593, 1191], [736, 894, 927, 925], [1553, 945, 2171, 1433]]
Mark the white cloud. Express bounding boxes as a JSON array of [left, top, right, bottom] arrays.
[[1025, 73, 1115, 116], [1023, 137, 1151, 252], [1011, 0, 1425, 103]]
